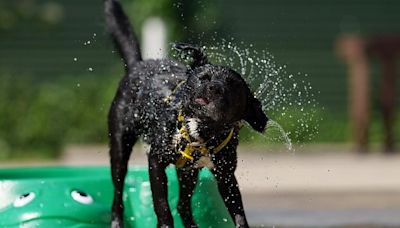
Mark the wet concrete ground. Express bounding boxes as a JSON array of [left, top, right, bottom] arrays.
[[2, 144, 400, 227], [245, 192, 400, 227]]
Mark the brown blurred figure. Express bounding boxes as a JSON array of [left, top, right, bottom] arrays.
[[336, 34, 399, 154], [336, 35, 370, 153], [367, 36, 400, 153]]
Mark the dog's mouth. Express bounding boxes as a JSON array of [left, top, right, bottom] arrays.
[[195, 97, 210, 106], [191, 95, 230, 123]]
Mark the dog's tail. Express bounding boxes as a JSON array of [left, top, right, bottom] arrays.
[[105, 0, 142, 72]]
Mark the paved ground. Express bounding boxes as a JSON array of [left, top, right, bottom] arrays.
[[2, 144, 400, 227]]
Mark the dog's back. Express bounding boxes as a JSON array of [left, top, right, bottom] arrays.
[[105, 0, 187, 140]]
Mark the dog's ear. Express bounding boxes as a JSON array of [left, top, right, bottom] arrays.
[[173, 43, 209, 68], [244, 95, 268, 132]]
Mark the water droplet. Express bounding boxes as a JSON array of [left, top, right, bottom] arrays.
[[266, 119, 293, 151]]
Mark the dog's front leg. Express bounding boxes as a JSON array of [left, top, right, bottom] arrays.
[[149, 152, 174, 228], [213, 168, 249, 228], [177, 168, 199, 228]]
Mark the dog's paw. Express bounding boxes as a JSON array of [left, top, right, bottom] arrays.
[[234, 215, 249, 228], [159, 225, 174, 228], [111, 218, 123, 228]]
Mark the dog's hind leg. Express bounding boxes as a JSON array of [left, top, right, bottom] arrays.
[[109, 102, 137, 228], [177, 169, 199, 228], [109, 132, 136, 228]]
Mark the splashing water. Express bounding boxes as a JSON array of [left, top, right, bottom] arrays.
[[266, 119, 293, 151], [221, 41, 318, 149], [176, 39, 320, 150]]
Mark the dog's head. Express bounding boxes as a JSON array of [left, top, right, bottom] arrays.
[[175, 43, 268, 133]]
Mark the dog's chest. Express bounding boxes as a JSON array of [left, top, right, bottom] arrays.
[[186, 118, 202, 140], [172, 118, 216, 169]]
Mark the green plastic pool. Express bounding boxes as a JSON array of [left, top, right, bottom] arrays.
[[0, 166, 234, 227]]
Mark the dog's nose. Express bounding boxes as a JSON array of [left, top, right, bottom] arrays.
[[207, 83, 223, 95]]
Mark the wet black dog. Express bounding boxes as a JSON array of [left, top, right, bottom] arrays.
[[105, 0, 268, 227]]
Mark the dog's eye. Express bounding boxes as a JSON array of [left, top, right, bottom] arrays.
[[71, 190, 93, 204], [14, 192, 36, 207], [199, 74, 211, 81]]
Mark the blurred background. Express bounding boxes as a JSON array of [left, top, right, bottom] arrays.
[[1, 0, 400, 227]]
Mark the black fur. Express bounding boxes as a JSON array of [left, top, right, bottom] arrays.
[[104, 0, 268, 227]]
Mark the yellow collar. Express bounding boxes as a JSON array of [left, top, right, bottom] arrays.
[[175, 112, 234, 168]]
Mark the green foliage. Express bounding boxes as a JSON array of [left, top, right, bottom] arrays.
[[0, 0, 65, 30], [0, 73, 119, 159], [122, 0, 218, 41]]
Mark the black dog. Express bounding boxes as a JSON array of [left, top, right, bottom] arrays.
[[105, 0, 268, 227]]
